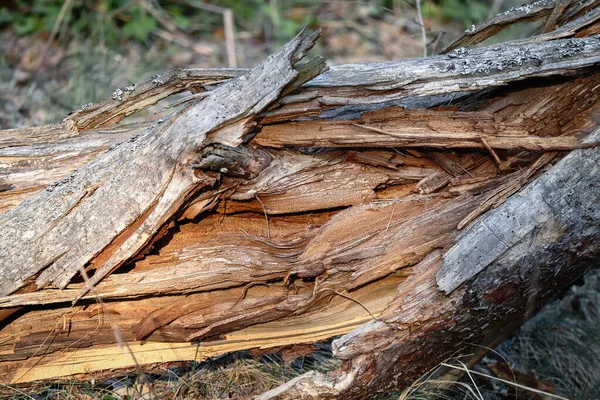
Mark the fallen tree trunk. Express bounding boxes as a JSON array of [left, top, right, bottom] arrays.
[[1, 2, 599, 397], [256, 127, 600, 399]]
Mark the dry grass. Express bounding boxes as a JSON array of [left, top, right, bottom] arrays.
[[1, 2, 598, 398], [495, 269, 600, 399], [1, 345, 341, 399]]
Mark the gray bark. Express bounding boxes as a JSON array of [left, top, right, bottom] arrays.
[[438, 129, 600, 293], [258, 126, 600, 400], [0, 7, 599, 395], [0, 30, 324, 297]]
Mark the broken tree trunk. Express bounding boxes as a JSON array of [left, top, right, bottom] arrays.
[[1, 2, 599, 397]]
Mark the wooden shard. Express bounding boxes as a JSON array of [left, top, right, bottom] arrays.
[[1, 8, 600, 398]]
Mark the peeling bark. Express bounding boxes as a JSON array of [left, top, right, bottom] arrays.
[[0, 29, 325, 297], [0, 7, 599, 397]]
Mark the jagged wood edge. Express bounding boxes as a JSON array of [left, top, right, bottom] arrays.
[[0, 29, 325, 297], [255, 126, 600, 400], [440, 0, 600, 54]]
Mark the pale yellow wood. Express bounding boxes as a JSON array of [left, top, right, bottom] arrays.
[[8, 274, 402, 383]]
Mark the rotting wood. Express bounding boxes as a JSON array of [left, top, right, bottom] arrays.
[[255, 108, 597, 150], [0, 6, 599, 397], [437, 131, 600, 293], [441, 0, 600, 53], [256, 126, 600, 400], [3, 35, 600, 214], [0, 123, 151, 213], [0, 271, 409, 383], [0, 29, 325, 298], [541, 0, 572, 33], [442, 0, 559, 53]]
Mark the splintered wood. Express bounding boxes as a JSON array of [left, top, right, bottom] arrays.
[[1, 6, 600, 397], [256, 108, 595, 150]]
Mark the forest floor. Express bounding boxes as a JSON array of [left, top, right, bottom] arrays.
[[0, 1, 598, 398]]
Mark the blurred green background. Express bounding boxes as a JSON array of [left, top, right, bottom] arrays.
[[2, 2, 598, 398], [0, 0, 535, 128]]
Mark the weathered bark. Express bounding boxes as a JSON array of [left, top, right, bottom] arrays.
[[441, 0, 600, 53], [0, 29, 325, 297], [256, 127, 600, 399], [1, 3, 599, 397]]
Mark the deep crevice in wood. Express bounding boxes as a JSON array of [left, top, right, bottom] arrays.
[[0, 15, 599, 397]]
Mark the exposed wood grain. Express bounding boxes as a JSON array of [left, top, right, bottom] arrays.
[[0, 123, 150, 213], [541, 0, 572, 33], [0, 273, 407, 383], [256, 107, 596, 150], [437, 127, 600, 293], [2, 35, 599, 215], [443, 0, 557, 53], [0, 30, 325, 297], [68, 68, 245, 131], [256, 127, 600, 399], [1, 14, 600, 397], [305, 35, 600, 94]]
